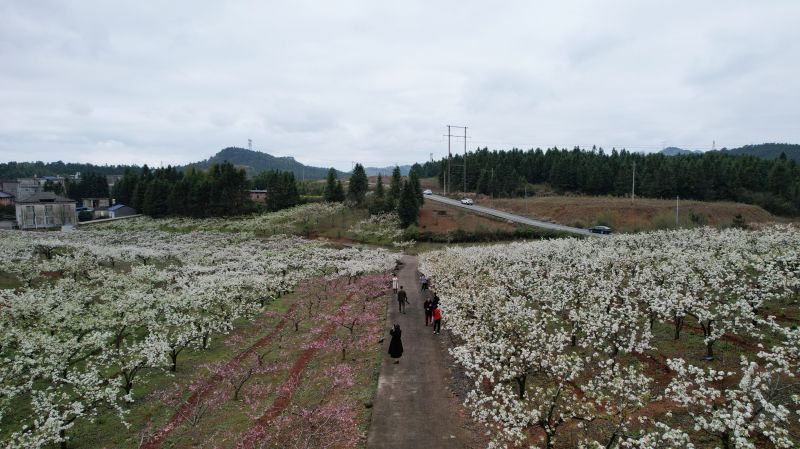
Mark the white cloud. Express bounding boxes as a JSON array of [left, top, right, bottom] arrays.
[[0, 0, 798, 170]]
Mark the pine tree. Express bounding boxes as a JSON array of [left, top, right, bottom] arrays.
[[324, 168, 339, 202], [409, 169, 423, 205], [375, 173, 385, 199], [333, 180, 345, 202], [347, 163, 368, 204], [398, 180, 419, 228], [386, 166, 402, 211]]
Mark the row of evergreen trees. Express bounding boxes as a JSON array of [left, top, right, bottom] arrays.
[[323, 164, 424, 227], [113, 163, 251, 218], [250, 170, 300, 212], [416, 147, 800, 216]]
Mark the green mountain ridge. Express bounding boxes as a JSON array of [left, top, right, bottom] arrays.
[[714, 143, 800, 162], [659, 143, 800, 162], [189, 147, 346, 180]]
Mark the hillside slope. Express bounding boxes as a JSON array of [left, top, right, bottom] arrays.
[[189, 147, 346, 179], [716, 143, 800, 162]]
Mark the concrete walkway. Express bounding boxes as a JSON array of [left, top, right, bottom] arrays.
[[367, 255, 475, 449]]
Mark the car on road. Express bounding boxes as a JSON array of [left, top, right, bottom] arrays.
[[588, 225, 612, 234], [423, 189, 433, 195], [460, 198, 474, 205]]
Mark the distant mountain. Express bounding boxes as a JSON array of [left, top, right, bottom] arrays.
[[364, 165, 412, 177], [660, 147, 703, 156], [189, 147, 346, 180], [715, 143, 800, 162]]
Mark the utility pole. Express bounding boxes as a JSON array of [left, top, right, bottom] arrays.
[[447, 125, 451, 196], [444, 125, 468, 195], [463, 126, 467, 193], [676, 195, 680, 228], [632, 160, 636, 201]]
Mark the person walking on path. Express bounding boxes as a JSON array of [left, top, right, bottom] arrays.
[[397, 286, 408, 314], [419, 274, 428, 291], [388, 324, 404, 364], [392, 274, 399, 294], [431, 293, 440, 310], [423, 297, 433, 326], [432, 306, 442, 334]]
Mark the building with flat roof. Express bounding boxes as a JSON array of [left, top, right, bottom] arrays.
[[15, 192, 77, 230]]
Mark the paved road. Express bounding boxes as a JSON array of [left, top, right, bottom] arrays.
[[367, 256, 475, 449], [426, 194, 594, 236]]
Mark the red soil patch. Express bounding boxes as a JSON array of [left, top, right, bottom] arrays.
[[142, 304, 298, 449], [481, 196, 786, 233], [417, 201, 516, 234], [235, 292, 358, 448]]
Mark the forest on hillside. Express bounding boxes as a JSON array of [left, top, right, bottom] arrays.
[[417, 146, 800, 216], [0, 161, 139, 179]]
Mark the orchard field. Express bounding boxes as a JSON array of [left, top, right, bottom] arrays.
[[0, 209, 398, 448], [420, 226, 800, 449]]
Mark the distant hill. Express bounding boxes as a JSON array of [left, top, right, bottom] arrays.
[[364, 165, 412, 177], [188, 147, 346, 180], [715, 143, 800, 162], [660, 147, 703, 156]]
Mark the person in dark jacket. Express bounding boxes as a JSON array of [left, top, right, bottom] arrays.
[[397, 286, 408, 313], [423, 297, 433, 326], [388, 324, 403, 363]]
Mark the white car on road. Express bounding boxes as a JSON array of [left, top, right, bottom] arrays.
[[460, 198, 474, 205], [423, 189, 433, 195]]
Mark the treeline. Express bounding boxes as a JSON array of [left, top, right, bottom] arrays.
[[323, 164, 424, 227], [113, 163, 250, 218], [250, 170, 300, 211], [0, 161, 139, 179], [417, 147, 800, 216], [64, 172, 110, 201]]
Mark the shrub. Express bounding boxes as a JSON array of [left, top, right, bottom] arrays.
[[592, 211, 615, 227]]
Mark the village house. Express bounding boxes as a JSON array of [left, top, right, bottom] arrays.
[[107, 204, 137, 218], [0, 181, 18, 196], [0, 191, 14, 206], [249, 189, 267, 204], [15, 192, 77, 230], [82, 198, 111, 209], [16, 177, 44, 199]]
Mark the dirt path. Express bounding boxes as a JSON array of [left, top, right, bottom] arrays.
[[367, 255, 477, 449]]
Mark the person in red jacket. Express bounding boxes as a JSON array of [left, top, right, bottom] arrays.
[[432, 306, 442, 334]]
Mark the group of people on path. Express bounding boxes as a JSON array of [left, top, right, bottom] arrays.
[[388, 272, 443, 364]]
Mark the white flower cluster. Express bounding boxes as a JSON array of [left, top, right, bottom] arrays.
[[420, 226, 800, 449], [348, 213, 404, 243], [91, 202, 345, 235], [0, 226, 397, 448]]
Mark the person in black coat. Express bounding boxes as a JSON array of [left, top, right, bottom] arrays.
[[388, 324, 403, 364]]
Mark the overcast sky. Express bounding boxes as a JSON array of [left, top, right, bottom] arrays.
[[1, 1, 799, 171]]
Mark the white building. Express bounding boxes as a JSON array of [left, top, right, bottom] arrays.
[[15, 192, 77, 230]]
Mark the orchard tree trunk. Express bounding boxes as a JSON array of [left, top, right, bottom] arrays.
[[701, 320, 714, 360], [706, 340, 715, 360], [516, 375, 527, 400], [673, 315, 683, 340]]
